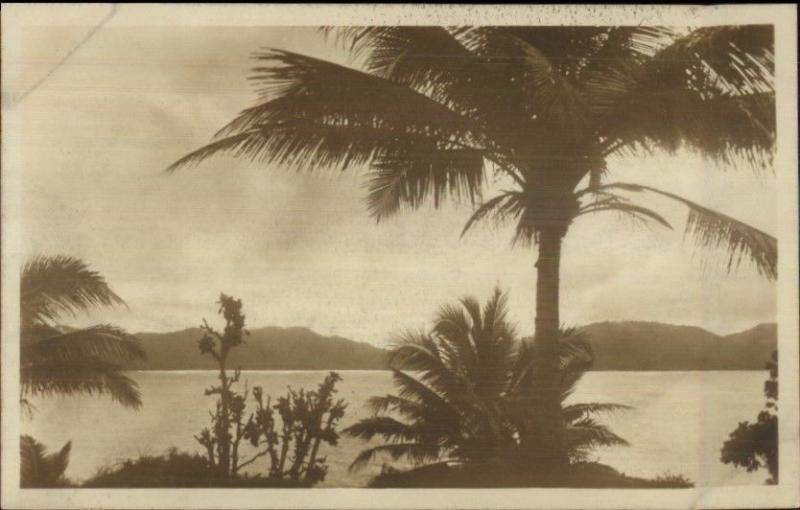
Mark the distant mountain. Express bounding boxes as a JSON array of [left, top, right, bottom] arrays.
[[127, 326, 388, 370], [579, 321, 777, 371], [126, 322, 776, 371]]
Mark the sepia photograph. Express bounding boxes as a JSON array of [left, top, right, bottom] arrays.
[[2, 4, 798, 509]]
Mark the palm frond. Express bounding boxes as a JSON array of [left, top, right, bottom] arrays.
[[578, 193, 673, 230], [581, 28, 677, 160], [365, 394, 460, 433], [325, 26, 473, 90], [433, 303, 478, 375], [565, 418, 630, 449], [508, 327, 593, 396], [389, 331, 468, 399], [582, 27, 676, 117], [562, 403, 633, 423], [460, 191, 526, 238], [343, 416, 426, 443], [168, 48, 495, 219], [504, 33, 591, 143], [22, 359, 143, 409], [25, 325, 145, 364], [21, 255, 124, 326], [364, 144, 484, 221], [654, 25, 773, 95], [479, 287, 516, 350], [169, 48, 485, 167], [20, 398, 37, 420], [348, 443, 442, 472], [598, 25, 775, 170], [595, 182, 777, 280], [471, 288, 516, 397], [20, 435, 71, 488], [559, 332, 595, 400], [377, 370, 467, 453], [331, 26, 591, 172], [603, 90, 775, 170]]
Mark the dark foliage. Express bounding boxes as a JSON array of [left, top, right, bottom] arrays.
[[344, 288, 630, 475], [20, 255, 145, 410], [195, 294, 347, 485], [720, 351, 778, 483], [171, 24, 777, 466], [169, 25, 777, 472], [194, 293, 250, 477], [20, 435, 72, 488], [83, 449, 309, 488], [369, 461, 694, 488], [171, 25, 776, 280]]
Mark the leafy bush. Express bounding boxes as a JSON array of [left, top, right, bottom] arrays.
[[194, 294, 347, 485], [369, 462, 694, 488], [83, 449, 309, 488], [720, 351, 778, 484]]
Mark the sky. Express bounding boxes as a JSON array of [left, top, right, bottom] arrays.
[[6, 23, 777, 346]]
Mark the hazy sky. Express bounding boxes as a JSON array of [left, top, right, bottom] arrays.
[[8, 24, 777, 345]]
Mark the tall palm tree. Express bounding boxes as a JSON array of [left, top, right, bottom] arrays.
[[344, 289, 629, 477], [169, 26, 776, 463], [21, 255, 146, 410]]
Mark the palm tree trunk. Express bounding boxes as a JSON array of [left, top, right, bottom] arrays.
[[528, 226, 568, 469]]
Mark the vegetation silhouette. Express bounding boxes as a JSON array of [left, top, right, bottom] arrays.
[[82, 449, 310, 488], [170, 25, 777, 464], [195, 294, 347, 485], [721, 350, 778, 484], [20, 435, 72, 488], [344, 288, 639, 486], [20, 255, 145, 487], [20, 255, 145, 411]]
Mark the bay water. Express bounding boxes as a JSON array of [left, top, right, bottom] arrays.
[[23, 370, 770, 487]]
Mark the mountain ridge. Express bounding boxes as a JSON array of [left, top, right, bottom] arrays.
[[125, 321, 777, 371]]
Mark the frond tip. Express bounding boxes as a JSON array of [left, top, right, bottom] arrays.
[[684, 201, 777, 280], [21, 359, 143, 409], [593, 183, 777, 280], [27, 325, 146, 363], [21, 255, 125, 325]]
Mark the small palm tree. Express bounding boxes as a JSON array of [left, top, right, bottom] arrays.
[[344, 289, 628, 475], [169, 26, 776, 463], [21, 255, 146, 411], [20, 435, 72, 487]]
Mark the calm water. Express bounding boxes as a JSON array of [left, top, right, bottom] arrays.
[[24, 370, 770, 487]]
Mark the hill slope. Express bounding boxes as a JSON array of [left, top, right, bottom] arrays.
[[580, 321, 777, 370], [128, 326, 387, 370], [126, 322, 776, 371]]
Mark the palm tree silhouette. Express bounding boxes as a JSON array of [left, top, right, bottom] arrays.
[[344, 289, 629, 479], [20, 435, 72, 487], [21, 255, 146, 411], [170, 26, 775, 463]]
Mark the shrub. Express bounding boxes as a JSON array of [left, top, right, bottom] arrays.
[[720, 351, 778, 484], [369, 461, 694, 488], [83, 448, 310, 488], [194, 294, 347, 485]]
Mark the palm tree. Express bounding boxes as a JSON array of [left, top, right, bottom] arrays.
[[20, 435, 72, 487], [21, 255, 146, 410], [344, 289, 629, 478], [169, 26, 776, 463]]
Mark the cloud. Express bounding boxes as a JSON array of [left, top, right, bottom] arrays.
[[16, 26, 778, 344]]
